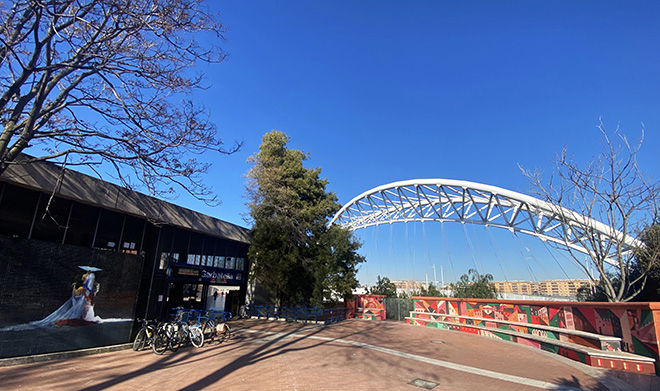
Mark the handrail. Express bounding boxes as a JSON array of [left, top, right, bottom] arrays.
[[169, 308, 233, 323], [245, 305, 352, 324]]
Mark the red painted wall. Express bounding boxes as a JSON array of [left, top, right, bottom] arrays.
[[411, 296, 660, 372], [349, 294, 386, 320]]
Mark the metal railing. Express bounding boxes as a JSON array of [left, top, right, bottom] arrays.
[[169, 307, 233, 323], [245, 305, 351, 325], [323, 307, 351, 324]]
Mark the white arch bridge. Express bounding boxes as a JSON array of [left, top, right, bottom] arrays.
[[329, 179, 641, 268]]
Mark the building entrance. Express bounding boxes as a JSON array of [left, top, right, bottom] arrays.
[[205, 285, 240, 313], [167, 282, 204, 310], [167, 282, 240, 314]]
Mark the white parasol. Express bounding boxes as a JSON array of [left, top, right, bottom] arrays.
[[78, 266, 103, 272]]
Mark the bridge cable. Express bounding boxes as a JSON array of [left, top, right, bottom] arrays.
[[373, 223, 386, 283], [461, 223, 481, 273], [388, 222, 394, 279], [421, 221, 435, 284], [471, 223, 486, 274], [540, 239, 578, 281], [440, 222, 456, 283], [404, 220, 416, 283], [511, 231, 539, 282], [513, 232, 554, 281], [402, 221, 408, 281], [365, 225, 382, 286], [370, 224, 379, 283], [412, 221, 417, 287], [485, 226, 511, 283]]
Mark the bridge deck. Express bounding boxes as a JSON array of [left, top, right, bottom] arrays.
[[1, 318, 654, 390]]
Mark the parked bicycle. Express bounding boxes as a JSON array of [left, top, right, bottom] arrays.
[[132, 319, 158, 351], [146, 308, 208, 354], [169, 308, 204, 349], [177, 319, 204, 348], [152, 320, 181, 355], [238, 305, 250, 319], [200, 311, 232, 345]]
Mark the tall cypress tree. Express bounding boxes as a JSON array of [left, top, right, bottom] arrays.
[[246, 131, 364, 307]]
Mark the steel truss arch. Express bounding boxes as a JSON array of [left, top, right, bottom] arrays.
[[329, 179, 641, 267]]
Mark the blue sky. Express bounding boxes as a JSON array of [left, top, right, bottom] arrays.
[[86, 2, 660, 285]]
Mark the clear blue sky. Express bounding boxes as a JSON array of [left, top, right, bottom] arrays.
[[109, 2, 660, 285]]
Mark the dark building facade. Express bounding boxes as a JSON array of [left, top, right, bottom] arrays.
[[0, 159, 250, 358]]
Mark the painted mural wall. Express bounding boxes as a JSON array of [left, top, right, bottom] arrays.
[[411, 297, 660, 372], [0, 236, 143, 358], [349, 294, 386, 320]]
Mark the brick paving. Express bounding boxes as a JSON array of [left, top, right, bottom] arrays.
[[0, 319, 645, 390]]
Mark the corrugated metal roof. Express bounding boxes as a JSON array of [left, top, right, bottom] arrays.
[[0, 159, 251, 244]]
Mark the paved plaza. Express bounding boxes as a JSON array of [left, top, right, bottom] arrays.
[[0, 319, 652, 390]]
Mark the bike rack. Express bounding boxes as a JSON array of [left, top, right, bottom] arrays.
[[169, 308, 233, 323]]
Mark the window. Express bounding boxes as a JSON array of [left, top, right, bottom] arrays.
[[31, 196, 72, 243], [117, 215, 146, 254], [182, 284, 203, 303], [172, 228, 190, 263], [159, 252, 180, 270], [160, 252, 171, 270], [122, 240, 137, 254], [0, 184, 40, 239], [236, 258, 245, 271], [93, 209, 124, 250]]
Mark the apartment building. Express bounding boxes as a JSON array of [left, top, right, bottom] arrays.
[[494, 279, 591, 297]]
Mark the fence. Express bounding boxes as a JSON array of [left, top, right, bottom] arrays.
[[169, 308, 233, 323], [246, 305, 351, 325], [384, 298, 415, 321]]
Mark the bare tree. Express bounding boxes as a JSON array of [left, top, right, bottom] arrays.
[[0, 0, 241, 204], [521, 120, 660, 302]]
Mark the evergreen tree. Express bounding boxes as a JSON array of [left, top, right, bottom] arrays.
[[311, 225, 364, 305], [450, 269, 498, 299], [370, 275, 398, 297], [631, 223, 660, 301], [246, 131, 364, 307], [419, 283, 442, 297], [577, 223, 659, 302]]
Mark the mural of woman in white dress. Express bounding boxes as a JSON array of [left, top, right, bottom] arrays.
[[47, 267, 102, 327], [0, 266, 102, 330]]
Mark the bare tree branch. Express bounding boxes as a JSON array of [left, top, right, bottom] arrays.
[[0, 0, 241, 205], [521, 119, 660, 301]]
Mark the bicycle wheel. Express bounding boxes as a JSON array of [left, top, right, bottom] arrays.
[[220, 324, 232, 342], [152, 329, 168, 355], [133, 329, 147, 351], [190, 326, 204, 348], [202, 321, 215, 344], [169, 324, 183, 352]]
